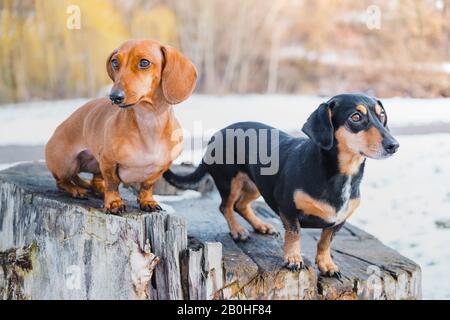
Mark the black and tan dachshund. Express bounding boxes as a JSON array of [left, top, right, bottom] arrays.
[[163, 93, 399, 277]]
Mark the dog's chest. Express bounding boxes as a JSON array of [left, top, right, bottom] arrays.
[[334, 177, 353, 224], [293, 176, 360, 226], [117, 141, 176, 183]]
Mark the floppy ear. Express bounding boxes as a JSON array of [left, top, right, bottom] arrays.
[[106, 49, 117, 81], [302, 102, 334, 150], [161, 45, 198, 105]]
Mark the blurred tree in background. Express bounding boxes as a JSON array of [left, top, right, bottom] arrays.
[[0, 0, 128, 102], [0, 0, 449, 103]]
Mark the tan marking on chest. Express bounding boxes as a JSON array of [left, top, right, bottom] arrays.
[[345, 198, 360, 220], [335, 197, 361, 224], [294, 190, 361, 224], [293, 190, 336, 223]]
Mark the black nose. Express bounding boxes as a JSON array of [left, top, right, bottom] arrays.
[[384, 141, 400, 154], [109, 90, 125, 105]]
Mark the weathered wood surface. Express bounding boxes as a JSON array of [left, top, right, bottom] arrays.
[[168, 192, 422, 300], [0, 162, 421, 300]]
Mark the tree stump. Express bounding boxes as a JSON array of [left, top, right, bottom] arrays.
[[0, 162, 421, 300]]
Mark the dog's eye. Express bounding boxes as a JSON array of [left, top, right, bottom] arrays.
[[350, 113, 362, 122], [111, 59, 119, 70], [138, 59, 151, 69]]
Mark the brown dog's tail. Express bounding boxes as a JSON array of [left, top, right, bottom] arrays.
[[163, 163, 208, 190]]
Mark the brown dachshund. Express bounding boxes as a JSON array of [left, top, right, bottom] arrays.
[[45, 39, 197, 214]]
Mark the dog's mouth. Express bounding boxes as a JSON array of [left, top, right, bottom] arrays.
[[116, 98, 143, 109], [118, 103, 136, 109], [360, 150, 392, 160]]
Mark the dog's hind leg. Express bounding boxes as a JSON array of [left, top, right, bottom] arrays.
[[72, 175, 91, 189], [234, 176, 276, 235], [46, 141, 89, 199], [216, 173, 250, 241], [54, 166, 90, 200], [55, 178, 88, 199], [76, 149, 105, 197]]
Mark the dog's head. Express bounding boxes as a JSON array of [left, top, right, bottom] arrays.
[[302, 93, 399, 160], [106, 39, 197, 108]]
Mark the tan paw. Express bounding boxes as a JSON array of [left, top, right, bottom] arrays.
[[70, 187, 88, 199], [230, 225, 250, 241], [316, 254, 341, 278], [284, 253, 305, 272], [139, 200, 163, 213], [254, 222, 277, 235], [105, 198, 126, 215], [57, 181, 88, 199]]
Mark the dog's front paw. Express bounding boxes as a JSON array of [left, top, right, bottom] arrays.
[[139, 200, 163, 213], [91, 180, 105, 198], [284, 253, 305, 272], [105, 199, 126, 215], [316, 254, 341, 278], [230, 225, 250, 241], [255, 222, 277, 235]]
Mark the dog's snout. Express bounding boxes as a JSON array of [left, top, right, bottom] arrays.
[[109, 90, 125, 105], [383, 139, 400, 154]]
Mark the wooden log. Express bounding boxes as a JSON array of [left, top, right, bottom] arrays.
[[0, 163, 171, 299], [164, 177, 422, 300], [181, 238, 204, 300], [0, 162, 422, 299], [203, 242, 223, 300], [145, 213, 187, 299]]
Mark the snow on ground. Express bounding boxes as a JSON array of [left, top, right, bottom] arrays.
[[0, 161, 37, 171], [1, 95, 450, 145], [352, 133, 450, 299], [0, 95, 449, 299]]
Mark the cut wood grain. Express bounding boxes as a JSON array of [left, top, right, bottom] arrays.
[[0, 162, 421, 300]]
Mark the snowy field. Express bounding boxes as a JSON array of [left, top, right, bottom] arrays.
[[0, 95, 449, 299], [1, 95, 450, 145], [354, 133, 450, 299]]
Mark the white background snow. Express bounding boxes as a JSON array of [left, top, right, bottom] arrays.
[[0, 95, 449, 299], [1, 95, 450, 145]]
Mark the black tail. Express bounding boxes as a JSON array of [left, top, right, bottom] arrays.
[[163, 163, 208, 190]]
